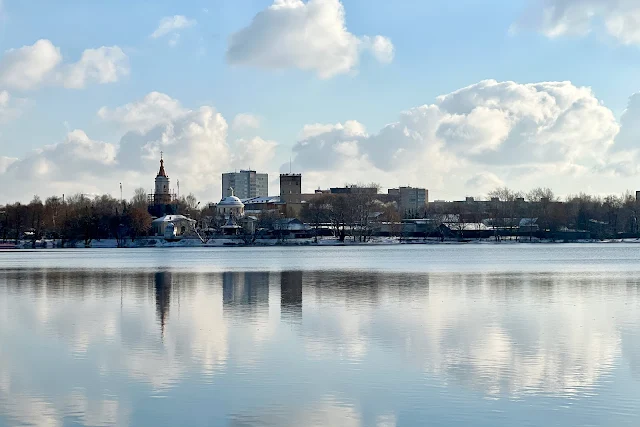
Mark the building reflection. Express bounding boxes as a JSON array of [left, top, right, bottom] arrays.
[[222, 272, 270, 311], [0, 266, 639, 417], [154, 271, 172, 339], [280, 271, 303, 322]]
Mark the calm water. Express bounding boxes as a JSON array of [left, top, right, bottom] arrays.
[[0, 245, 639, 426]]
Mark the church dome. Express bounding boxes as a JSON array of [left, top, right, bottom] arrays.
[[218, 195, 244, 207]]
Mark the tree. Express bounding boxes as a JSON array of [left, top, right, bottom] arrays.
[[301, 194, 330, 243], [327, 194, 350, 242], [379, 202, 402, 239], [487, 187, 524, 240], [44, 196, 63, 238], [131, 188, 148, 210], [28, 196, 44, 248], [128, 207, 152, 240], [351, 184, 379, 242], [623, 192, 639, 236], [449, 203, 468, 240], [7, 203, 28, 244]]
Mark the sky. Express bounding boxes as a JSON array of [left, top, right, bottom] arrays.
[[1, 0, 640, 203]]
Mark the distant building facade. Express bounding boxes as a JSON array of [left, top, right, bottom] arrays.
[[217, 189, 246, 219], [388, 187, 428, 215], [280, 174, 302, 217], [222, 170, 268, 199], [280, 174, 302, 203], [330, 186, 378, 195]]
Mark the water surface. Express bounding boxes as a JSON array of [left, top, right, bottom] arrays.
[[0, 245, 639, 426]]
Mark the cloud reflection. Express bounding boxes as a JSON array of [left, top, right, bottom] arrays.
[[0, 268, 638, 426]]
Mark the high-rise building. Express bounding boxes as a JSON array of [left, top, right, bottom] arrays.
[[222, 170, 268, 200], [280, 174, 302, 204], [389, 187, 428, 215], [280, 174, 302, 217]]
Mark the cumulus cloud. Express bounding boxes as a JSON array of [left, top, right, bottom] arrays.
[[5, 130, 116, 182], [4, 80, 640, 203], [362, 35, 395, 63], [0, 90, 24, 122], [0, 39, 62, 90], [0, 92, 245, 202], [98, 91, 188, 133], [231, 113, 261, 132], [61, 46, 129, 89], [290, 79, 620, 195], [150, 15, 197, 46], [517, 0, 640, 45], [595, 91, 640, 177], [226, 0, 394, 78], [0, 39, 129, 91], [232, 137, 278, 170]]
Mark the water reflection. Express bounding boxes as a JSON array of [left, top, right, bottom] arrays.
[[281, 271, 303, 323], [0, 268, 639, 426], [155, 272, 171, 338]]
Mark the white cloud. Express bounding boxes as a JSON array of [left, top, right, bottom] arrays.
[[98, 91, 188, 133], [5, 129, 116, 182], [290, 79, 620, 196], [113, 104, 231, 197], [61, 46, 129, 89], [4, 80, 640, 204], [0, 40, 129, 91], [595, 91, 640, 177], [231, 113, 261, 132], [232, 137, 278, 171], [0, 39, 62, 90], [0, 90, 23, 123], [517, 0, 640, 45], [0, 92, 235, 202], [362, 35, 394, 63], [226, 0, 394, 79], [150, 15, 196, 44]]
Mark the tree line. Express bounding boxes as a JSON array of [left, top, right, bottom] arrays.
[[428, 187, 640, 240], [3, 185, 640, 245], [0, 188, 202, 247]]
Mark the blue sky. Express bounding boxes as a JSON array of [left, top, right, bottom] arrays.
[[1, 0, 640, 202]]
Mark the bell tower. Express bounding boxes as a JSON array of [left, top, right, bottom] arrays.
[[154, 152, 171, 205]]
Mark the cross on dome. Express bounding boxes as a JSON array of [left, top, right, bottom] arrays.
[[157, 153, 168, 177]]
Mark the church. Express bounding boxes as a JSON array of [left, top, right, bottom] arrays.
[[148, 154, 178, 218], [147, 155, 195, 239]]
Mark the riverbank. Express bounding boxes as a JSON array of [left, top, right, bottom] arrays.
[[4, 236, 640, 249]]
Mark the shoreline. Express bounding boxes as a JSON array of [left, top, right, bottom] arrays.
[[4, 236, 640, 249]]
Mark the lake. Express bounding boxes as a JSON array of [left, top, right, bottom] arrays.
[[0, 245, 639, 426]]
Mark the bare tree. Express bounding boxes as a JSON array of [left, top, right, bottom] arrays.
[[301, 194, 330, 243], [131, 188, 148, 210], [128, 207, 152, 241], [346, 183, 380, 242], [28, 196, 44, 248], [327, 194, 350, 242], [449, 204, 468, 241]]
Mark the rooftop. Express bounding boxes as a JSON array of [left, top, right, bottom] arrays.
[[157, 158, 168, 178], [242, 196, 282, 204]]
